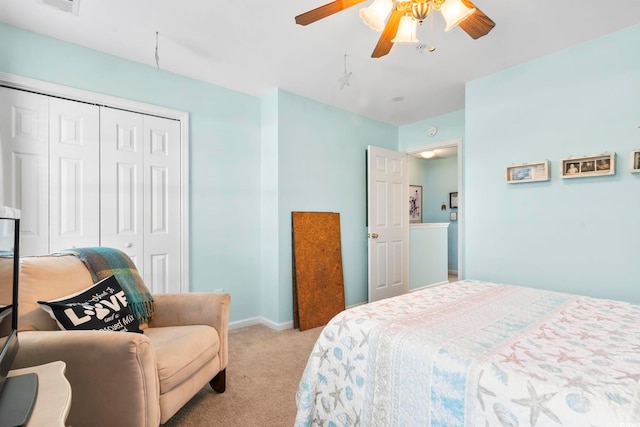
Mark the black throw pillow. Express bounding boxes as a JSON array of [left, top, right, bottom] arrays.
[[38, 275, 142, 333]]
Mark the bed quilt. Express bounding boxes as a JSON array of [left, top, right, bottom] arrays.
[[295, 280, 640, 426]]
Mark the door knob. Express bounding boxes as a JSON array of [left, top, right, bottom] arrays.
[[124, 243, 132, 248], [369, 233, 379, 239]]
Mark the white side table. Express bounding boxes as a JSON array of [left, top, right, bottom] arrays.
[[7, 361, 72, 427]]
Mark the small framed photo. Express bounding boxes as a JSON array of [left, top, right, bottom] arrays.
[[409, 185, 422, 223], [449, 192, 458, 209], [631, 150, 640, 173], [450, 211, 458, 221], [506, 160, 550, 183], [561, 153, 615, 178]]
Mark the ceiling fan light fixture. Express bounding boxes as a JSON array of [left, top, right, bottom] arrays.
[[391, 15, 419, 43], [440, 0, 476, 31], [295, 0, 494, 58], [411, 0, 431, 22], [359, 0, 394, 32]]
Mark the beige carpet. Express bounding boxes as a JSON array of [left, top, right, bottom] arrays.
[[162, 324, 323, 427]]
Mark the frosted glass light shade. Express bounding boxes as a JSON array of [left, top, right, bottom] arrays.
[[441, 0, 476, 31], [391, 15, 419, 43], [359, 0, 394, 32]]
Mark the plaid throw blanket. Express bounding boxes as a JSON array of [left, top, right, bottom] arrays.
[[56, 247, 155, 323]]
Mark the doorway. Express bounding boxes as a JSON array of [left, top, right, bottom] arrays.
[[407, 138, 463, 280]]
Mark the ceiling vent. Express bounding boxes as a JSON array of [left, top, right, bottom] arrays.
[[37, 0, 80, 16]]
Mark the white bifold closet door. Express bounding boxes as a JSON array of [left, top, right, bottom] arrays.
[[99, 107, 181, 294], [0, 87, 49, 255], [1, 87, 183, 293], [0, 87, 100, 255], [49, 98, 100, 252]]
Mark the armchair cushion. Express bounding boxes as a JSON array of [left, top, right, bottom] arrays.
[[19, 255, 95, 332], [145, 325, 220, 394]]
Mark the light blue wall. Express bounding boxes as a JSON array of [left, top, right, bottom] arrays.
[[409, 156, 459, 271], [0, 23, 399, 326], [422, 156, 459, 271], [0, 23, 264, 322], [410, 225, 449, 289], [259, 90, 280, 322], [409, 156, 429, 218], [276, 90, 397, 321], [464, 24, 640, 303], [398, 110, 465, 152], [403, 112, 464, 273], [5, 19, 638, 326]]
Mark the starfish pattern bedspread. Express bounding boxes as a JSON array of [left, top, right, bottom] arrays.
[[295, 280, 640, 426]]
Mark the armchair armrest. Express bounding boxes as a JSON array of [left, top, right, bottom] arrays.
[[13, 330, 160, 427], [148, 292, 230, 370]]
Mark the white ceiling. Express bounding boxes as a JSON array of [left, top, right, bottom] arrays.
[[1, 0, 639, 126]]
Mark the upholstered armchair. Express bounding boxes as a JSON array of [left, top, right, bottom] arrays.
[[12, 254, 230, 427]]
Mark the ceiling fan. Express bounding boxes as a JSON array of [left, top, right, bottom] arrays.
[[295, 0, 495, 58]]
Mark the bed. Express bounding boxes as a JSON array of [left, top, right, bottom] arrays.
[[295, 280, 640, 426]]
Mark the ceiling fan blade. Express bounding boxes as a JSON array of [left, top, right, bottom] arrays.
[[459, 0, 495, 39], [295, 0, 367, 25], [371, 9, 403, 58]]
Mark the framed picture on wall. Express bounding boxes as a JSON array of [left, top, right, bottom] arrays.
[[409, 185, 422, 223], [506, 160, 550, 183], [449, 192, 458, 209], [631, 150, 640, 173], [561, 153, 615, 178]]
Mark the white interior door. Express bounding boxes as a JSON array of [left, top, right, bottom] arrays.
[[100, 108, 181, 293], [142, 115, 181, 293], [0, 87, 49, 256], [49, 98, 100, 252], [367, 145, 409, 302], [99, 107, 144, 271]]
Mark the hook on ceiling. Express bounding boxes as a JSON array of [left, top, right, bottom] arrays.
[[155, 31, 160, 70]]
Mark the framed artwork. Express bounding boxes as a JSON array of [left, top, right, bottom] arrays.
[[506, 160, 550, 183], [450, 211, 458, 221], [409, 185, 422, 223], [561, 153, 615, 178], [631, 150, 640, 173], [449, 192, 458, 209]]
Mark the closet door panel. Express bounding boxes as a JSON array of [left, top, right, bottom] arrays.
[[100, 107, 144, 271], [0, 87, 49, 256], [1, 84, 185, 290], [143, 116, 181, 293], [49, 98, 100, 252]]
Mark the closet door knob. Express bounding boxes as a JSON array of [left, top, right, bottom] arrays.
[[124, 243, 132, 248]]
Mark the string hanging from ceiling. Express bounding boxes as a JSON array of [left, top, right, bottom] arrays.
[[155, 31, 160, 70], [338, 54, 352, 90]]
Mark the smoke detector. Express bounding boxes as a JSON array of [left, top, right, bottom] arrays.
[[37, 0, 80, 16]]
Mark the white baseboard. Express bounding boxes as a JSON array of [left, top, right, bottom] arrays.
[[230, 304, 369, 332], [229, 316, 294, 331]]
